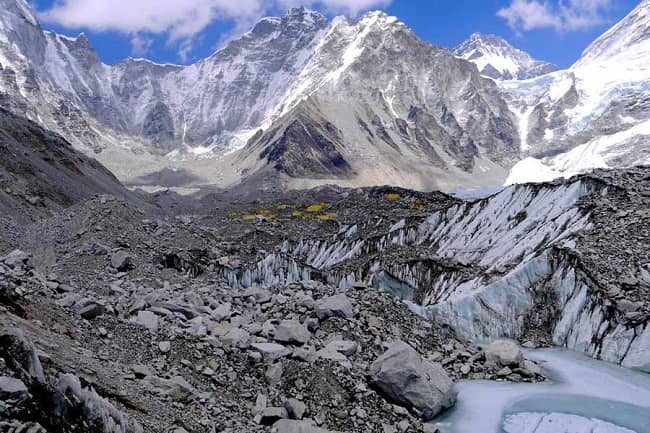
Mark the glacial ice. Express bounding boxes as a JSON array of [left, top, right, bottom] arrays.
[[503, 413, 636, 433], [224, 179, 649, 371], [433, 349, 650, 433]]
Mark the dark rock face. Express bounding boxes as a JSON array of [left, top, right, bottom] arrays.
[[258, 114, 353, 179], [141, 102, 175, 147], [0, 108, 142, 224]]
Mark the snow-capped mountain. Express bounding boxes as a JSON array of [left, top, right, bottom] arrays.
[[0, 1, 519, 191], [0, 3, 331, 154], [503, 0, 650, 184], [0, 0, 649, 191], [454, 33, 558, 81], [238, 12, 519, 191]]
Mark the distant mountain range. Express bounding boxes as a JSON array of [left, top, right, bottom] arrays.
[[0, 0, 649, 192], [454, 32, 558, 81]]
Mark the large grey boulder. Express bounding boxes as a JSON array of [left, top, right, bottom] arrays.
[[274, 320, 311, 345], [111, 251, 132, 272], [484, 340, 523, 367], [136, 311, 159, 333], [0, 376, 28, 399], [315, 294, 353, 320], [251, 343, 292, 361], [144, 375, 194, 402], [2, 250, 29, 269], [369, 341, 457, 420], [220, 328, 251, 348]]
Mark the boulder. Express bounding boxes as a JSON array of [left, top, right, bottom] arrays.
[[158, 341, 171, 354], [1, 250, 29, 269], [260, 407, 288, 425], [244, 287, 272, 304], [315, 294, 354, 320], [274, 320, 311, 345], [324, 340, 358, 357], [149, 302, 197, 320], [80, 242, 111, 256], [220, 328, 251, 348], [144, 375, 194, 402], [369, 341, 457, 420], [284, 398, 307, 420], [0, 377, 28, 399], [131, 364, 154, 379], [522, 360, 542, 376], [265, 363, 284, 385], [212, 302, 232, 321], [111, 251, 132, 271], [72, 298, 104, 319], [136, 311, 159, 333], [484, 340, 523, 367], [251, 343, 292, 361]]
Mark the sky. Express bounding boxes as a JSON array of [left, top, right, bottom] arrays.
[[29, 0, 641, 67]]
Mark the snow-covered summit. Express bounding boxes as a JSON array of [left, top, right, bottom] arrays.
[[574, 0, 650, 68], [502, 0, 650, 186], [1, 0, 649, 192], [454, 33, 557, 80]]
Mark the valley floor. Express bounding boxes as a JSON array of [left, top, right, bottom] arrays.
[[1, 167, 649, 433]]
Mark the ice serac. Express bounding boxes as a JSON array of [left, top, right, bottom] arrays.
[[503, 0, 650, 184], [454, 33, 558, 81], [222, 170, 649, 372]]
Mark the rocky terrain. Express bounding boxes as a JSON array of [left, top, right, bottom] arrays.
[[1, 159, 649, 432], [0, 0, 649, 431]]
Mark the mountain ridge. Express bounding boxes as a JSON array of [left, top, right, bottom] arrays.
[[1, 0, 649, 192], [454, 32, 558, 81]]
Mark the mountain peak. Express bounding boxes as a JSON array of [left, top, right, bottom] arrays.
[[249, 6, 328, 38], [574, 0, 650, 68], [454, 32, 557, 80], [358, 10, 401, 26], [283, 6, 328, 25], [1, 0, 40, 27]]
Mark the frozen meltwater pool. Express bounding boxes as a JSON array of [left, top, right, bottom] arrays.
[[432, 349, 650, 433]]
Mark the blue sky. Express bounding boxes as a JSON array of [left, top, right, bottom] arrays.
[[30, 0, 640, 67]]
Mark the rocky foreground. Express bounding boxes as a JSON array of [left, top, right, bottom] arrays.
[[2, 166, 649, 432], [0, 182, 554, 432], [0, 246, 543, 433]]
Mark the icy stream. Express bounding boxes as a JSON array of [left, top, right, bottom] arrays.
[[433, 349, 650, 433]]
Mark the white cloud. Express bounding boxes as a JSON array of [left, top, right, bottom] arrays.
[[130, 33, 153, 57], [39, 0, 391, 61], [498, 0, 612, 32]]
